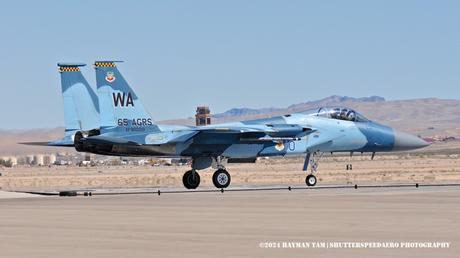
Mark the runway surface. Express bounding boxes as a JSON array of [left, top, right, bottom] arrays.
[[0, 186, 459, 257]]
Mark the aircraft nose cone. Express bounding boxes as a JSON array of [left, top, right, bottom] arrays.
[[393, 130, 430, 151]]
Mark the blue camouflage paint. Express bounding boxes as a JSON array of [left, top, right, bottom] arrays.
[[29, 61, 430, 188], [59, 63, 99, 132], [94, 61, 160, 134], [48, 62, 428, 164], [355, 122, 395, 152], [40, 64, 101, 147]]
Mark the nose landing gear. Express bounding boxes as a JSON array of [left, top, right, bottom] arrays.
[[306, 174, 317, 186], [303, 151, 323, 187]]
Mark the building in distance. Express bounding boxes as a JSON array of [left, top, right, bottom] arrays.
[[195, 106, 211, 126]]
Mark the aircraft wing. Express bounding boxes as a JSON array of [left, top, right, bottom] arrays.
[[69, 124, 317, 148], [191, 124, 316, 142], [142, 124, 317, 145]]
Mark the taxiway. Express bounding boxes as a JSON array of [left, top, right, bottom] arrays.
[[0, 186, 458, 257]]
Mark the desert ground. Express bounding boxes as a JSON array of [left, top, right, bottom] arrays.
[[1, 142, 459, 191]]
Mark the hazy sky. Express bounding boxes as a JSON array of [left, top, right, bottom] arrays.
[[0, 0, 459, 129]]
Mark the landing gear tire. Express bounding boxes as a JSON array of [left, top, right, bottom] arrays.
[[212, 169, 231, 189], [306, 174, 317, 187], [183, 170, 200, 189]]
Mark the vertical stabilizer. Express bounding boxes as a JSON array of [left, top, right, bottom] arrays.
[[94, 61, 159, 133], [58, 63, 99, 132]]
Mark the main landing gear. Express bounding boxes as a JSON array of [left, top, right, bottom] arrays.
[[212, 169, 231, 188], [182, 170, 200, 189], [182, 157, 232, 189]]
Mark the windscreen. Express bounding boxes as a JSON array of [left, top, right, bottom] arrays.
[[301, 107, 369, 122]]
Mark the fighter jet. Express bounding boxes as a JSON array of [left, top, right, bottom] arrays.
[[30, 61, 430, 189]]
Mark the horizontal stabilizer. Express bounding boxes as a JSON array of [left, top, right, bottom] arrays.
[[19, 141, 74, 147], [19, 142, 52, 146]]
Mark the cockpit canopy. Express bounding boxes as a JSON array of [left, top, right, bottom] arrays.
[[301, 107, 369, 122]]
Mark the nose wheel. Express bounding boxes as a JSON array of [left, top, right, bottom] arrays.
[[303, 152, 323, 187], [212, 169, 231, 188], [183, 170, 200, 189], [306, 174, 317, 186]]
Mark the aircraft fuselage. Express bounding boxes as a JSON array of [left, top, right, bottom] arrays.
[[78, 112, 427, 158]]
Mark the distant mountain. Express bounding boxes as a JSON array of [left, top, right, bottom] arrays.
[[213, 107, 282, 118], [213, 96, 385, 119], [1, 95, 460, 156], [161, 95, 460, 138], [286, 95, 385, 110], [0, 127, 71, 156]]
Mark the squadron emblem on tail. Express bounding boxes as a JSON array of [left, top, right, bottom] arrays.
[[105, 71, 116, 83]]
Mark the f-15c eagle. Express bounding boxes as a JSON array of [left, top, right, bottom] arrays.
[[24, 61, 429, 189]]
